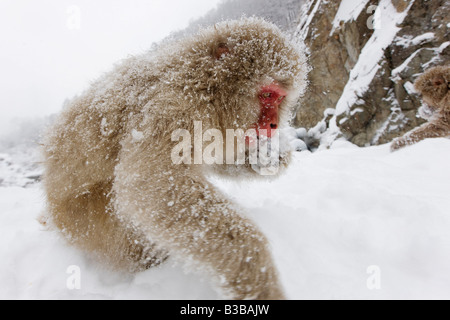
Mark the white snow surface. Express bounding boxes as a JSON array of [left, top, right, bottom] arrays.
[[1, 138, 450, 299]]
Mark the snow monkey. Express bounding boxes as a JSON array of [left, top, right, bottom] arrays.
[[391, 65, 450, 151], [43, 18, 307, 300]]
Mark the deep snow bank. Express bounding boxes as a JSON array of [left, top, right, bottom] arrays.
[[1, 138, 450, 299]]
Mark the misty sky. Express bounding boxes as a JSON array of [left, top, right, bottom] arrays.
[[0, 0, 222, 133]]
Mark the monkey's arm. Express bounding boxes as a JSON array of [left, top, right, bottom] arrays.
[[391, 117, 450, 151], [113, 138, 285, 300]]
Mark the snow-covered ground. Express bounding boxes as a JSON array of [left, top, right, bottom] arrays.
[[1, 138, 450, 300]]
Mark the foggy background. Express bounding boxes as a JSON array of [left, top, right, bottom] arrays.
[[0, 0, 223, 135]]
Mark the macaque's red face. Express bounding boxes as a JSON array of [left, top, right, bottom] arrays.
[[256, 83, 287, 138]]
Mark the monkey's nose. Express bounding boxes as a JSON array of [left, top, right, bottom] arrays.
[[257, 119, 278, 138]]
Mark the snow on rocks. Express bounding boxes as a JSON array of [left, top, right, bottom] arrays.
[[330, 0, 371, 35], [333, 0, 414, 118]]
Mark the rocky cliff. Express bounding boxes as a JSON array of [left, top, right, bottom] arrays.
[[294, 0, 449, 147]]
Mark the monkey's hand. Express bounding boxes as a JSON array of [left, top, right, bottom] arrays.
[[390, 137, 409, 152]]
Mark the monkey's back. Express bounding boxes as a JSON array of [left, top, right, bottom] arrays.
[[41, 55, 171, 270], [43, 55, 163, 197]]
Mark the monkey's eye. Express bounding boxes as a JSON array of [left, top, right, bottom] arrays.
[[278, 96, 285, 102], [262, 92, 272, 99]]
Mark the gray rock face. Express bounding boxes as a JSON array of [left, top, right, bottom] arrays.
[[294, 0, 449, 147]]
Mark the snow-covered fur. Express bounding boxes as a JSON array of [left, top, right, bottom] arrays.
[[42, 18, 308, 300], [391, 65, 450, 151]]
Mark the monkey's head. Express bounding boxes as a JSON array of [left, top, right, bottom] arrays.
[[163, 18, 308, 178], [414, 65, 450, 110]]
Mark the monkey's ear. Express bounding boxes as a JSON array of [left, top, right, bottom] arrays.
[[214, 43, 230, 60]]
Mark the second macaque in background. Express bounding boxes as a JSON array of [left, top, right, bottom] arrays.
[[391, 65, 450, 151]]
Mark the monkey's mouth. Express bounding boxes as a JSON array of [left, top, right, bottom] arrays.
[[246, 131, 291, 177]]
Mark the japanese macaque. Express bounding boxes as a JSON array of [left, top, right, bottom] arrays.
[[391, 65, 450, 151], [42, 18, 307, 300]]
